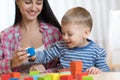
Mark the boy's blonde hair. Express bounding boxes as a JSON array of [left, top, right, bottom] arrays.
[[61, 7, 93, 31]]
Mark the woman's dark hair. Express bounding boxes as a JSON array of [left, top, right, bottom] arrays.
[[14, 0, 61, 31]]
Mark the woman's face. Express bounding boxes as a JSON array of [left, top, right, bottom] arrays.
[[16, 0, 43, 21]]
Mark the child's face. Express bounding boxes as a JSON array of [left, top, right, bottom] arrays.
[[62, 23, 90, 48]]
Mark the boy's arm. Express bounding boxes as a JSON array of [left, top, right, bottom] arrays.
[[31, 42, 63, 64], [95, 49, 110, 72]]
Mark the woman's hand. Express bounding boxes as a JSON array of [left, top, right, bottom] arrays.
[[86, 67, 101, 74], [11, 49, 28, 68], [29, 64, 46, 73]]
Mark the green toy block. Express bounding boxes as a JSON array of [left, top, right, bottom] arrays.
[[38, 75, 52, 80], [82, 76, 93, 80], [29, 71, 39, 76]]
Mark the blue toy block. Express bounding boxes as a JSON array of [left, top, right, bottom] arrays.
[[32, 75, 41, 80], [9, 78, 19, 80], [26, 47, 35, 57]]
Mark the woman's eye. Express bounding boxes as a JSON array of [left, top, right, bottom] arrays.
[[37, 2, 42, 5], [25, 2, 31, 4]]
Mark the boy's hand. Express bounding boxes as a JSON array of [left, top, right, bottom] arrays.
[[86, 67, 101, 74], [28, 55, 36, 62]]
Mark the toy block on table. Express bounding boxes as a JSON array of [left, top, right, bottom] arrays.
[[76, 72, 89, 80], [59, 71, 71, 76], [24, 77, 34, 80], [29, 71, 39, 76], [82, 76, 93, 80], [26, 47, 35, 57], [9, 78, 19, 80], [70, 60, 82, 71], [46, 73, 60, 80], [38, 75, 52, 80], [60, 75, 73, 80], [11, 72, 21, 79], [70, 61, 82, 78], [1, 73, 10, 80], [32, 75, 41, 80]]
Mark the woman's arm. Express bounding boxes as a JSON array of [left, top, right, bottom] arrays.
[[0, 33, 12, 73]]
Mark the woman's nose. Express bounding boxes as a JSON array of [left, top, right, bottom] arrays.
[[31, 4, 37, 10]]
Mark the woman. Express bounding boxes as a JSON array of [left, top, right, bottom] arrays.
[[0, 0, 62, 73]]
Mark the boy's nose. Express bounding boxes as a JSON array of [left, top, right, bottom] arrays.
[[63, 35, 69, 41]]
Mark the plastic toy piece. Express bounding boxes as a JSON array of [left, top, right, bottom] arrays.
[[1, 73, 10, 80], [60, 75, 73, 80], [29, 71, 39, 76], [11, 72, 21, 79], [70, 61, 82, 78], [46, 73, 60, 80], [9, 78, 19, 80], [32, 75, 40, 80], [70, 60, 82, 71], [76, 72, 89, 80], [59, 71, 71, 76], [82, 76, 93, 80], [24, 77, 34, 80], [38, 75, 52, 80], [26, 47, 35, 57]]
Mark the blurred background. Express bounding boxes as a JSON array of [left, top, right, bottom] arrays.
[[0, 0, 120, 71]]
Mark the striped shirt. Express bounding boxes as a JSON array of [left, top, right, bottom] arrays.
[[35, 39, 110, 72], [0, 22, 62, 73]]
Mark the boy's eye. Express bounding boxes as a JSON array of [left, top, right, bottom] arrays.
[[68, 34, 72, 36], [62, 32, 65, 35]]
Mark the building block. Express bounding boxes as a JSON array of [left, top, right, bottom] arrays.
[[32, 75, 41, 80], [70, 60, 82, 71], [29, 71, 39, 76], [38, 75, 52, 80], [46, 73, 60, 80], [26, 47, 35, 57], [70, 61, 82, 78], [60, 75, 73, 80], [82, 76, 93, 80], [11, 72, 21, 79], [76, 72, 89, 80], [1, 73, 10, 80], [24, 77, 34, 80], [38, 76, 44, 80], [9, 78, 19, 80], [59, 71, 71, 76], [71, 71, 82, 79]]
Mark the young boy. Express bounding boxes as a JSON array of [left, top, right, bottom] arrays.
[[30, 7, 110, 74]]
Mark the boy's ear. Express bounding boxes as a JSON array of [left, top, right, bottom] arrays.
[[83, 28, 90, 38]]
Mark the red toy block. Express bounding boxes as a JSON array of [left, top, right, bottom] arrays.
[[77, 72, 89, 80], [11, 72, 21, 79], [60, 75, 73, 80], [1, 73, 10, 80], [24, 77, 34, 80], [71, 71, 82, 79], [70, 61, 82, 72], [70, 61, 82, 78]]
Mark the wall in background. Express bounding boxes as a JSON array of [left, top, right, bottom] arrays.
[[48, 0, 120, 49], [0, 0, 15, 32]]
